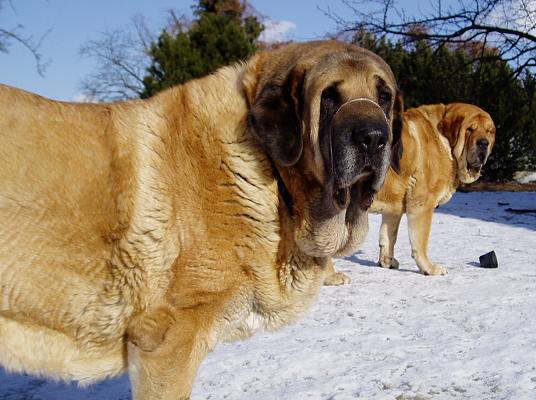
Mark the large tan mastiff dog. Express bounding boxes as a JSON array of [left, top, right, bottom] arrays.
[[325, 102, 495, 283], [0, 41, 402, 399]]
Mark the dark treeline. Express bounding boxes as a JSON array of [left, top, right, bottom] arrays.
[[352, 30, 536, 181]]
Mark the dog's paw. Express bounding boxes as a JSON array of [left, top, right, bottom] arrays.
[[378, 256, 399, 269], [422, 264, 448, 276], [323, 272, 351, 286]]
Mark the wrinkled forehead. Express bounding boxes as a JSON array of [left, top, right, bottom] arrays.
[[305, 51, 397, 96], [466, 112, 496, 133]]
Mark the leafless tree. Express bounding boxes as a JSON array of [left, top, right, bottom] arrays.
[[80, 4, 268, 102], [78, 15, 157, 102], [0, 0, 50, 76], [327, 0, 536, 77], [79, 10, 197, 102]]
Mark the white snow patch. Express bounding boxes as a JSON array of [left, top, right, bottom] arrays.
[[1, 192, 536, 399], [514, 171, 536, 184]]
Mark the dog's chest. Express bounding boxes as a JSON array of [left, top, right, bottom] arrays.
[[220, 299, 315, 344], [217, 303, 278, 343], [218, 263, 324, 343]]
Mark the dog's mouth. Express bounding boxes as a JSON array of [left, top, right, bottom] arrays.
[[467, 158, 486, 178], [468, 155, 485, 171], [468, 164, 482, 173], [355, 172, 378, 211], [467, 148, 489, 173], [359, 183, 376, 210], [333, 166, 377, 211], [467, 166, 482, 175], [296, 165, 382, 258], [459, 160, 484, 184], [334, 186, 351, 209]]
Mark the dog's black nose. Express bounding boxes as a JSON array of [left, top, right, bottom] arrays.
[[477, 138, 489, 148], [353, 128, 388, 155]]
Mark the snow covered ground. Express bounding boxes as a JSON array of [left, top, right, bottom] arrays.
[[1, 192, 535, 400]]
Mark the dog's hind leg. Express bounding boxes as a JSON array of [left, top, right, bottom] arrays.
[[406, 205, 447, 276], [378, 212, 402, 269]]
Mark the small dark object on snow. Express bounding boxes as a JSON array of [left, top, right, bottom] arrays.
[[479, 251, 498, 268], [505, 207, 536, 215]]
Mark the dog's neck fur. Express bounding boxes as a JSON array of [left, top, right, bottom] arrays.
[[122, 62, 324, 326], [415, 104, 460, 184]]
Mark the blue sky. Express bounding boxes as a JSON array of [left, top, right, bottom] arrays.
[[0, 0, 422, 101]]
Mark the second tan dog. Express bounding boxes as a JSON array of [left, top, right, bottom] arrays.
[[325, 102, 495, 284]]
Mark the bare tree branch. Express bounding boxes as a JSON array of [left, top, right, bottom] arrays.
[[79, 15, 154, 102], [0, 0, 50, 76], [79, 9, 201, 102], [326, 0, 536, 76]]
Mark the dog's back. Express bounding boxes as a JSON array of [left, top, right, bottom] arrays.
[[0, 84, 133, 382], [0, 84, 121, 305]]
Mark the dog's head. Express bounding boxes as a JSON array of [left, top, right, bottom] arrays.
[[245, 41, 402, 257], [438, 103, 496, 184]]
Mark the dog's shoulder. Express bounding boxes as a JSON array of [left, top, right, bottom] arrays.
[[402, 104, 454, 163]]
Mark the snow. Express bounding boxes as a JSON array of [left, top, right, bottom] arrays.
[[2, 192, 536, 399], [514, 171, 536, 184]]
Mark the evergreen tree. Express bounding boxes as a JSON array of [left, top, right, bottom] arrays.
[[141, 0, 263, 98]]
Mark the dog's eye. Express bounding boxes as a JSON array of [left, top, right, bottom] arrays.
[[378, 89, 391, 106], [375, 79, 392, 115], [320, 83, 342, 122]]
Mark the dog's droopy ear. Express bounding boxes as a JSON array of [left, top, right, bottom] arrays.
[[390, 92, 404, 173], [247, 67, 305, 167], [438, 114, 463, 148]]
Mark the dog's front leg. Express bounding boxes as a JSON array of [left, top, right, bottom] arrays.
[[378, 212, 402, 269], [127, 307, 212, 400], [406, 205, 447, 276], [323, 258, 351, 286]]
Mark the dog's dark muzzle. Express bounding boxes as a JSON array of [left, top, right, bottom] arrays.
[[326, 100, 391, 211], [331, 104, 389, 184], [477, 138, 490, 164], [469, 138, 491, 170]]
